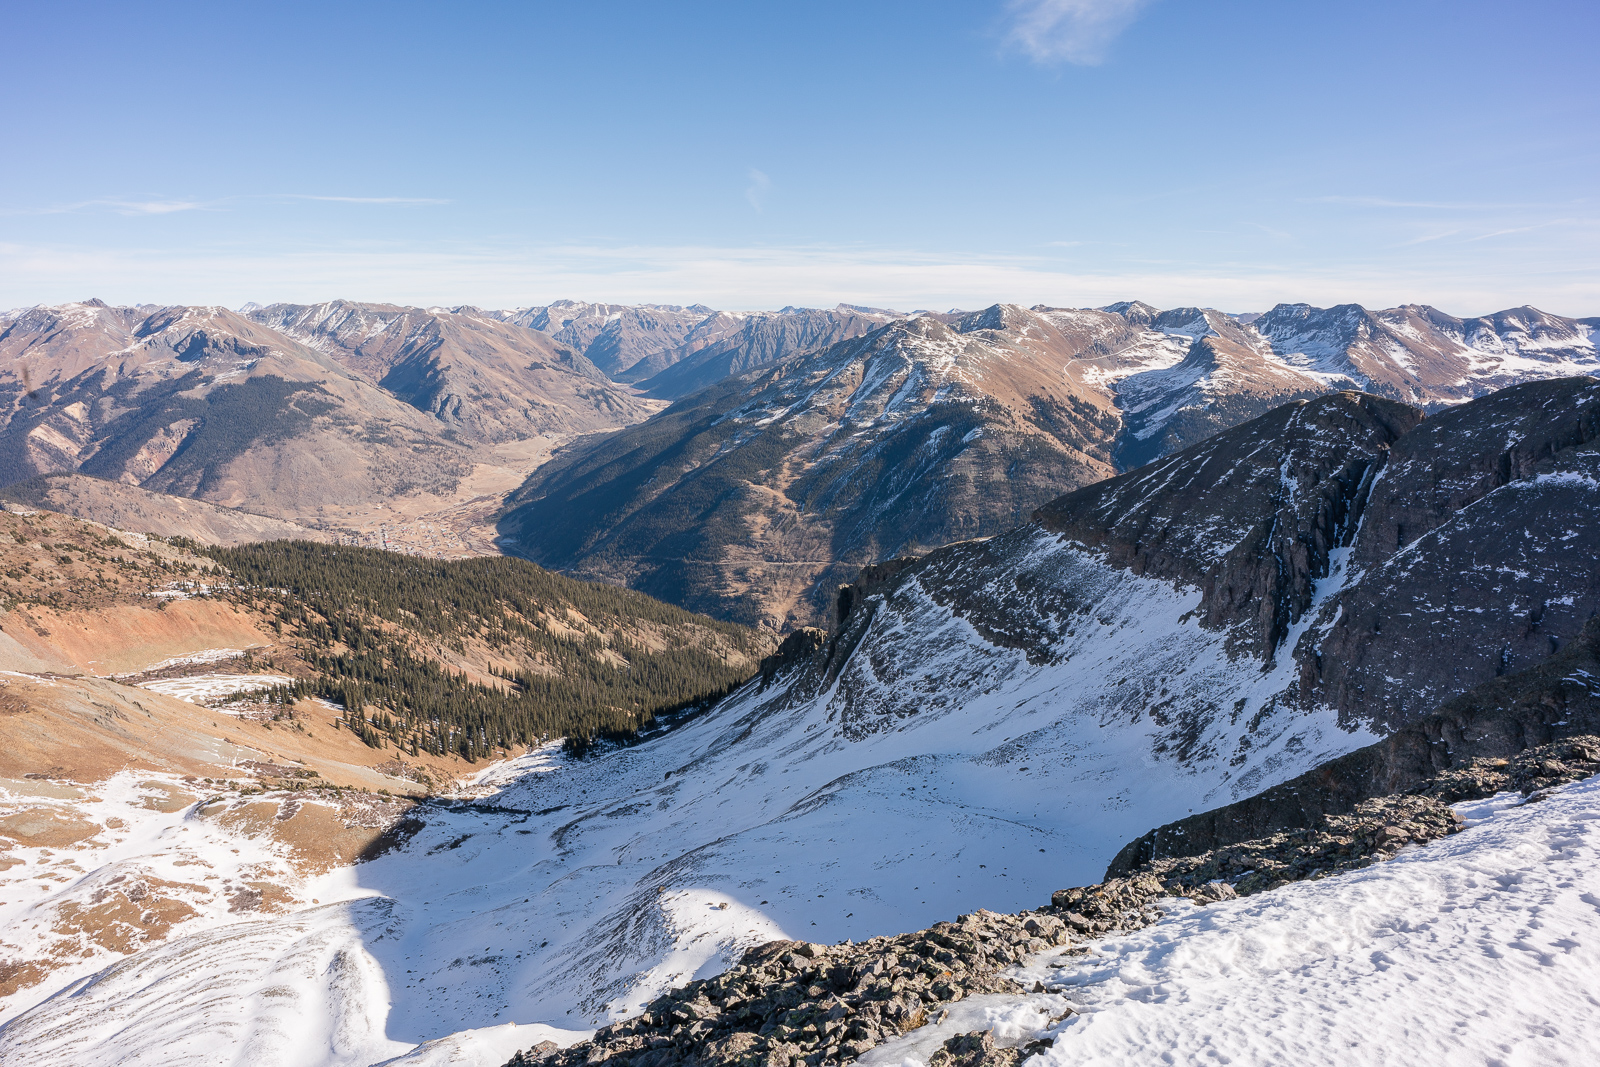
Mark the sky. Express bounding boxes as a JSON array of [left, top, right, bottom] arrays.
[[2, 0, 1597, 315]]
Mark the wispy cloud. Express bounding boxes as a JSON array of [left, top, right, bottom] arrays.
[[744, 169, 771, 211], [1002, 0, 1152, 65], [1467, 224, 1544, 241], [17, 198, 215, 216], [3, 194, 449, 217], [101, 199, 210, 215], [1397, 230, 1462, 246], [286, 195, 451, 205]]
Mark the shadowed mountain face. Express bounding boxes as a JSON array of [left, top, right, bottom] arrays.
[[1033, 392, 1425, 658], [1304, 376, 1600, 727], [500, 299, 1598, 628], [786, 376, 1599, 736]]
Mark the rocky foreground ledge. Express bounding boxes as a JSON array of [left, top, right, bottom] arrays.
[[507, 736, 1600, 1067]]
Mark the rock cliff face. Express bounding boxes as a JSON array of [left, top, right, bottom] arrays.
[[1303, 376, 1600, 728], [1034, 392, 1422, 656], [767, 377, 1598, 772]]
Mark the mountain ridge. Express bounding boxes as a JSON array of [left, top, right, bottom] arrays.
[[499, 296, 1597, 628]]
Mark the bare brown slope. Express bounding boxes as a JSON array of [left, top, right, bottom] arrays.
[[0, 302, 475, 516], [1, 473, 328, 546], [249, 300, 659, 442], [0, 507, 458, 788]]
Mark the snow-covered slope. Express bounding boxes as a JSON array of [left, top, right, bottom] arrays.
[[883, 775, 1600, 1067]]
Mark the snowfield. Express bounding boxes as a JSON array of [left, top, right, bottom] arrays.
[[862, 777, 1600, 1067], [137, 672, 295, 704]]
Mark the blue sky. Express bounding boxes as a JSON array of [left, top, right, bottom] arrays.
[[3, 0, 1596, 314]]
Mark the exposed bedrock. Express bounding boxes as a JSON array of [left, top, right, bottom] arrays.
[[1305, 376, 1600, 728], [1033, 390, 1421, 657]]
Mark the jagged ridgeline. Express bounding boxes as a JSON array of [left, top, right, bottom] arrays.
[[199, 541, 769, 760]]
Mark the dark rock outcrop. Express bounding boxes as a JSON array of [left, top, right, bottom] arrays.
[[1306, 376, 1600, 727], [1351, 376, 1600, 565], [759, 628, 828, 688], [505, 911, 1071, 1067], [1034, 391, 1422, 655]]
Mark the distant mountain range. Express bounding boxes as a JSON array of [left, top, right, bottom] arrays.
[[2, 294, 1594, 619], [498, 300, 1599, 628], [487, 300, 901, 393]]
